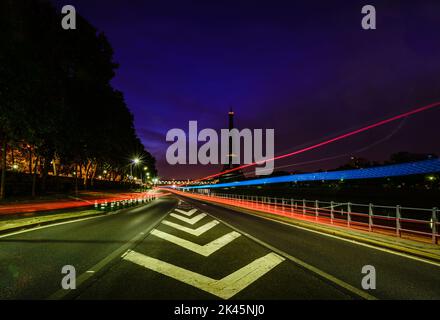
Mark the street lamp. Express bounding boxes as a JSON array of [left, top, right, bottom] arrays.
[[130, 158, 140, 179]]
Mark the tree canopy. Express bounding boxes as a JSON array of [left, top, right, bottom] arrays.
[[0, 0, 157, 197]]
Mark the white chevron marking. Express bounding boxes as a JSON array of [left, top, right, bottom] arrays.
[[151, 229, 240, 256], [123, 250, 284, 299], [161, 219, 219, 236], [170, 213, 206, 225], [174, 208, 198, 216]]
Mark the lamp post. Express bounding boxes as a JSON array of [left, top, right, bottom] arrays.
[[131, 158, 140, 180], [142, 166, 148, 184]]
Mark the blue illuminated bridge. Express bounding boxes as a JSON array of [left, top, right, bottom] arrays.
[[179, 158, 440, 190]]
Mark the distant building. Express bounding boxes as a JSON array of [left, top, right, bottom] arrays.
[[220, 108, 244, 182]]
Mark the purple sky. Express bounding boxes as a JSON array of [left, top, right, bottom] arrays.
[[53, 0, 440, 179]]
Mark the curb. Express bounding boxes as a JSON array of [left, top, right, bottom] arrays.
[[180, 195, 440, 264]]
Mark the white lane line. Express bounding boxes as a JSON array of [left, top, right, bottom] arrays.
[[0, 215, 106, 239], [123, 250, 284, 299], [47, 205, 175, 300], [151, 229, 240, 256], [162, 219, 219, 236], [226, 208, 440, 268], [170, 213, 206, 225], [174, 208, 198, 216]]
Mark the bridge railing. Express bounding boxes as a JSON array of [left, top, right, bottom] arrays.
[[179, 190, 439, 244]]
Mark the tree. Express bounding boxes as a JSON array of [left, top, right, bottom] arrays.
[[0, 0, 158, 198]]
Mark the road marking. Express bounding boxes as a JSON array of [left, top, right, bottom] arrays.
[[170, 212, 206, 225], [123, 250, 284, 299], [0, 215, 106, 239], [47, 204, 175, 300], [174, 208, 198, 216], [204, 212, 378, 300], [162, 219, 219, 236], [151, 229, 240, 256]]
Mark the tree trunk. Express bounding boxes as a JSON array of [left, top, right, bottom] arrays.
[[74, 164, 79, 196], [28, 146, 33, 174], [32, 156, 39, 198], [52, 159, 57, 176], [40, 157, 50, 194], [0, 139, 7, 200], [90, 163, 97, 187], [83, 160, 92, 189]]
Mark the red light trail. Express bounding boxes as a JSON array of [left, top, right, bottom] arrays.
[[190, 102, 440, 183]]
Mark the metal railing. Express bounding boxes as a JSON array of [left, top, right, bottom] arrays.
[[180, 190, 439, 244]]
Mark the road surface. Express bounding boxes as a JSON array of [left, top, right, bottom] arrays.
[[0, 194, 439, 300]]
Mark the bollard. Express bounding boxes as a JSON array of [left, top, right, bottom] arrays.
[[396, 205, 401, 237], [302, 199, 306, 216], [330, 201, 334, 224], [368, 203, 373, 232], [432, 208, 438, 244], [315, 200, 319, 221], [347, 202, 352, 227]]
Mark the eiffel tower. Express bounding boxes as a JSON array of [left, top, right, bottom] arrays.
[[219, 108, 244, 182]]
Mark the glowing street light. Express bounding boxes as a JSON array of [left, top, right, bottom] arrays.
[[130, 158, 141, 178]]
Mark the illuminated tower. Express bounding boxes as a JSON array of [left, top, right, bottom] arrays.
[[220, 108, 244, 181], [226, 108, 235, 169]]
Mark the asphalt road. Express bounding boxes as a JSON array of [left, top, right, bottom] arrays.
[[0, 196, 177, 299], [0, 193, 439, 300], [180, 196, 440, 300]]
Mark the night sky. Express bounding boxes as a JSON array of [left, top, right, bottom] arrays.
[[52, 0, 440, 179]]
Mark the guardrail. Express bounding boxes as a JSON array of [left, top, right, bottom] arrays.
[[176, 190, 439, 245]]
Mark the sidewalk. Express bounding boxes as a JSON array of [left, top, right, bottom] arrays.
[[175, 191, 440, 263]]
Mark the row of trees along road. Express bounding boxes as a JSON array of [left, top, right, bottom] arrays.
[[0, 0, 157, 199]]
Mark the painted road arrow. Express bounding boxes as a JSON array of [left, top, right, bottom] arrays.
[[123, 250, 285, 299], [150, 229, 240, 256], [161, 219, 220, 236], [174, 208, 198, 216], [170, 212, 207, 225]]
